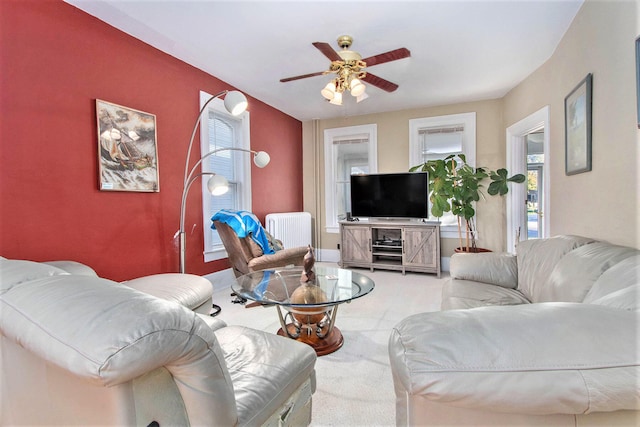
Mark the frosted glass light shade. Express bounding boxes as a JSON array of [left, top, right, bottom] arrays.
[[350, 79, 366, 97], [321, 82, 336, 100], [329, 91, 343, 105], [253, 151, 271, 168], [207, 174, 230, 196], [356, 92, 369, 103], [224, 91, 248, 116]]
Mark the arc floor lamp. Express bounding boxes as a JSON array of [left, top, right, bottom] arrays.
[[179, 90, 270, 274]]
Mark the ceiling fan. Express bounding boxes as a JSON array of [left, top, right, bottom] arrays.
[[280, 35, 410, 105]]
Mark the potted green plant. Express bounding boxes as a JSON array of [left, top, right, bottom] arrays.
[[410, 154, 526, 252]]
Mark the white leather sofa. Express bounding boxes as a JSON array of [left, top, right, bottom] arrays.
[[389, 235, 639, 426], [0, 258, 317, 426]]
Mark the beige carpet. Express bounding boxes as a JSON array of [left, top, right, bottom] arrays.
[[210, 263, 447, 427]]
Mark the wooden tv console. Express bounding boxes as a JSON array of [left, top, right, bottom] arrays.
[[339, 220, 441, 277]]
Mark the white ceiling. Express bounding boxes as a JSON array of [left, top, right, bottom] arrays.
[[64, 0, 583, 122]]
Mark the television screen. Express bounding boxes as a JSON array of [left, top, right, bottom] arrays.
[[350, 172, 429, 219]]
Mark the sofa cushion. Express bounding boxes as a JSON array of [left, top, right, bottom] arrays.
[[584, 254, 640, 310], [389, 303, 640, 415], [516, 235, 595, 302], [442, 279, 530, 310], [450, 252, 518, 289], [533, 242, 639, 303], [215, 325, 317, 426], [0, 259, 69, 292]]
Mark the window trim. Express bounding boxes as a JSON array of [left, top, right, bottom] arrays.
[[324, 124, 378, 234], [199, 90, 251, 262], [409, 112, 476, 238]]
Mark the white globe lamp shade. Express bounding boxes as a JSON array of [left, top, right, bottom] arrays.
[[207, 174, 230, 196], [224, 91, 248, 116], [350, 79, 366, 97], [253, 151, 271, 168]]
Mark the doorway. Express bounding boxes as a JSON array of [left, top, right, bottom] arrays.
[[526, 132, 544, 239], [506, 106, 550, 253]]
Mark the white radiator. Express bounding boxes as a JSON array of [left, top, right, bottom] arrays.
[[265, 212, 312, 249]]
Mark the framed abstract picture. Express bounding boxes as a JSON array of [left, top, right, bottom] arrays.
[[96, 100, 159, 192], [564, 73, 592, 176]]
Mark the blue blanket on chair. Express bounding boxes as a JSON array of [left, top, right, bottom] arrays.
[[211, 209, 275, 255]]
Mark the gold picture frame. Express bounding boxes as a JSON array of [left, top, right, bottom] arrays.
[[96, 100, 159, 192]]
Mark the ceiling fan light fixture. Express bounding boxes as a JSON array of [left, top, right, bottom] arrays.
[[329, 91, 343, 105], [321, 82, 336, 100], [280, 36, 410, 106], [350, 78, 366, 97]]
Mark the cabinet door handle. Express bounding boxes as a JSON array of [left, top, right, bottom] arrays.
[[369, 238, 372, 251], [402, 240, 405, 253]]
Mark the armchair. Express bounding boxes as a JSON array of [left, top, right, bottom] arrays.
[[0, 258, 317, 426], [214, 220, 308, 278]]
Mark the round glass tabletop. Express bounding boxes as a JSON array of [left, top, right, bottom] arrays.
[[231, 265, 375, 308]]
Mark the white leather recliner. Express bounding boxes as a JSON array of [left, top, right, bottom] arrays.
[[0, 258, 317, 426]]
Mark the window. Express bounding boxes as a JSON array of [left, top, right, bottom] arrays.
[[324, 124, 377, 233], [199, 91, 251, 261], [409, 112, 476, 237]]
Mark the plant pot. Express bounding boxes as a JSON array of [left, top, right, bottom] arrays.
[[454, 247, 492, 254]]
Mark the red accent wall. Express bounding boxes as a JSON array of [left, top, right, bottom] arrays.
[[0, 0, 303, 281]]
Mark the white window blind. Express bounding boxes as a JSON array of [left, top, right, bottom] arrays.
[[418, 125, 464, 163], [206, 113, 239, 248]]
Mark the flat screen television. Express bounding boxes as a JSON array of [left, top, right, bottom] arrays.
[[350, 172, 429, 219]]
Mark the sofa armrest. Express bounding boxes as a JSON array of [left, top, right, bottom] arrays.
[[247, 246, 307, 271], [449, 252, 518, 289], [389, 303, 639, 415], [123, 273, 212, 312]]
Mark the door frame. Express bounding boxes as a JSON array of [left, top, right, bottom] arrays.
[[505, 106, 550, 253]]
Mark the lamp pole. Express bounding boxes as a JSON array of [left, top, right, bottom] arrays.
[[178, 90, 246, 274]]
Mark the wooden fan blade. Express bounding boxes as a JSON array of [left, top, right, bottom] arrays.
[[280, 71, 326, 83], [362, 73, 399, 92], [362, 48, 411, 67], [312, 42, 342, 62]]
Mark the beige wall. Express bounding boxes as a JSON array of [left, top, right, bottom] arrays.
[[503, 0, 639, 248], [303, 99, 508, 257], [304, 0, 640, 256]]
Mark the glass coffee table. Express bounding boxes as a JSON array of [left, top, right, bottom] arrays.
[[231, 265, 375, 356]]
